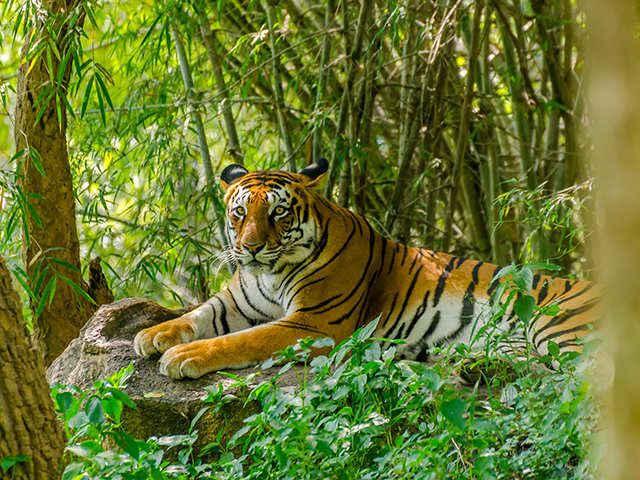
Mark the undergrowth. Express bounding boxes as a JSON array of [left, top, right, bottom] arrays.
[[53, 316, 600, 480]]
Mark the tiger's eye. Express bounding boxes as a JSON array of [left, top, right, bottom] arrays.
[[234, 206, 246, 216], [274, 206, 287, 216]]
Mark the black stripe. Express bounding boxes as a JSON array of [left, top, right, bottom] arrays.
[[556, 339, 581, 349], [401, 244, 409, 266], [229, 290, 256, 326], [381, 293, 399, 328], [532, 299, 598, 346], [532, 273, 541, 289], [555, 283, 594, 306], [379, 237, 388, 275], [280, 221, 331, 290], [281, 217, 344, 293], [392, 265, 424, 327], [541, 323, 591, 342], [433, 258, 457, 307], [256, 277, 280, 306], [219, 301, 230, 334], [275, 320, 326, 336], [209, 303, 219, 336], [461, 281, 476, 323], [329, 290, 368, 325], [472, 261, 483, 284], [285, 277, 327, 311], [296, 294, 343, 312], [238, 273, 271, 318], [388, 243, 398, 275], [424, 311, 441, 338], [455, 256, 467, 269], [408, 251, 419, 274], [537, 280, 550, 304], [393, 322, 407, 340], [404, 290, 431, 339]]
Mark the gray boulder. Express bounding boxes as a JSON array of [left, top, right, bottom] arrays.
[[47, 298, 299, 452]]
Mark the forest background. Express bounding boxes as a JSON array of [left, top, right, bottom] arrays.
[[3, 0, 639, 478]]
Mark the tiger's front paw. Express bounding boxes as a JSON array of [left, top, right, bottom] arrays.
[[133, 317, 197, 358], [159, 340, 216, 379]]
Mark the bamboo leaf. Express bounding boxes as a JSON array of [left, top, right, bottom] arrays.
[[80, 76, 94, 116], [59, 272, 97, 305]]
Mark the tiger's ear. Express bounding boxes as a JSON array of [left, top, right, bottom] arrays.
[[220, 164, 248, 191], [298, 158, 328, 190]]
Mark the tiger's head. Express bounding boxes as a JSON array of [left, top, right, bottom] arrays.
[[220, 159, 328, 274]]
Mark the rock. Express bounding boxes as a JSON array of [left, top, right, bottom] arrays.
[[47, 298, 299, 453]]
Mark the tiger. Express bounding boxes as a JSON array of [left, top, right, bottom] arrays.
[[133, 158, 600, 379]]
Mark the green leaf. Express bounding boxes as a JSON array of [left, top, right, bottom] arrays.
[[35, 276, 55, 318], [513, 295, 536, 324], [514, 266, 533, 291], [356, 316, 380, 342], [80, 75, 94, 116], [85, 396, 105, 425], [58, 272, 97, 305], [0, 455, 30, 472], [107, 388, 137, 409], [440, 398, 467, 430], [526, 262, 561, 272], [47, 256, 80, 272], [102, 396, 123, 423], [189, 406, 210, 433], [10, 266, 36, 301], [27, 147, 45, 176], [108, 431, 141, 459], [54, 391, 74, 414]]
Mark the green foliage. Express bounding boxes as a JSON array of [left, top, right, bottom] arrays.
[[0, 454, 31, 475], [56, 323, 599, 480]]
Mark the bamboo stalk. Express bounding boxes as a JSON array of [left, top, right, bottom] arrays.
[[325, 0, 373, 200], [353, 36, 380, 213], [312, 0, 334, 163], [170, 22, 231, 273], [443, 0, 485, 252], [477, 14, 508, 264], [199, 16, 243, 164], [263, 1, 296, 170], [493, 5, 537, 192], [170, 23, 214, 182]]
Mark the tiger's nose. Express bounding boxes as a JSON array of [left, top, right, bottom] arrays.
[[243, 242, 266, 255]]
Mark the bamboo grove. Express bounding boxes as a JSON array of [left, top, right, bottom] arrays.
[[0, 0, 590, 307]]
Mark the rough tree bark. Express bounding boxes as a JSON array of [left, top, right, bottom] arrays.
[[13, 0, 105, 364], [0, 257, 66, 480], [588, 1, 640, 479]]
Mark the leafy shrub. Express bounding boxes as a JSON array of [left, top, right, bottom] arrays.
[[55, 318, 599, 480]]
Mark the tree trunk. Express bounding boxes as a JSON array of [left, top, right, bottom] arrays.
[[0, 257, 66, 480], [13, 0, 98, 364], [588, 1, 640, 479]]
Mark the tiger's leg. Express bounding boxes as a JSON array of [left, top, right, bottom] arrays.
[[133, 289, 254, 358], [158, 313, 335, 379]]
